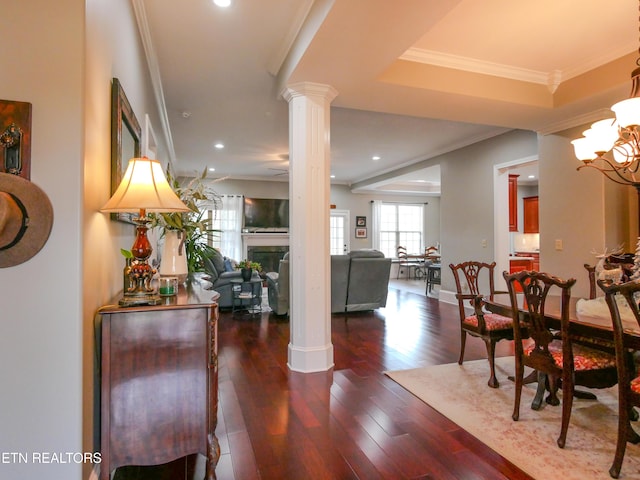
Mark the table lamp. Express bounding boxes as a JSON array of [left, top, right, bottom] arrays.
[[101, 157, 189, 306]]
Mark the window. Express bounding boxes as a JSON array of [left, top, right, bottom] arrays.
[[210, 195, 243, 260], [378, 203, 423, 258]]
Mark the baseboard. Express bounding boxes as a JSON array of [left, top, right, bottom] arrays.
[[438, 289, 457, 305]]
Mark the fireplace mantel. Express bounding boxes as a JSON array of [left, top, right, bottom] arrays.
[[241, 232, 289, 259]]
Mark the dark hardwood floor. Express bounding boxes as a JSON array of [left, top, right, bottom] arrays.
[[114, 285, 532, 480]]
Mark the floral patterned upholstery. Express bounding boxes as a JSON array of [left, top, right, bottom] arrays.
[[631, 376, 640, 394], [524, 340, 616, 371], [463, 313, 513, 331]]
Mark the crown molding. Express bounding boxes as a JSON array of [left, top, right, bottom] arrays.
[[132, 0, 176, 163], [400, 48, 552, 85], [266, 0, 315, 76], [351, 127, 510, 186], [537, 108, 613, 136], [401, 46, 637, 94]]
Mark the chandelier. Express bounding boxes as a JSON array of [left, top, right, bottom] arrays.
[[572, 3, 640, 188]]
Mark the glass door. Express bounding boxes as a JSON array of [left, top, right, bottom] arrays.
[[330, 210, 349, 254]]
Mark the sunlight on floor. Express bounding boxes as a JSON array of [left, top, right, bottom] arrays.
[[388, 278, 440, 298], [381, 279, 441, 357]]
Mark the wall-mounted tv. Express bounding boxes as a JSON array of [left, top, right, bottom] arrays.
[[243, 198, 289, 229]]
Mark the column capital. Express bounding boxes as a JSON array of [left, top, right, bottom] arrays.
[[281, 82, 338, 103]]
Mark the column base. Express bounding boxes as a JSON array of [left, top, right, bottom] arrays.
[[288, 342, 334, 373]]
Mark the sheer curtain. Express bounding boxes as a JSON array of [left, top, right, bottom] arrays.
[[371, 200, 382, 251], [215, 194, 243, 261]]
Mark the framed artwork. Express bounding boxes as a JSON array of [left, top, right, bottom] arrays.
[[355, 227, 367, 238], [0, 99, 32, 180], [356, 216, 366, 227], [110, 78, 142, 223], [143, 113, 158, 158]]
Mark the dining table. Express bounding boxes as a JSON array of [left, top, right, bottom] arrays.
[[483, 292, 640, 347]]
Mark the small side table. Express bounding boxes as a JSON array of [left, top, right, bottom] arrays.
[[230, 278, 262, 315]]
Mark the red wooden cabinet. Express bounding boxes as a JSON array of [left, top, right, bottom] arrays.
[[523, 196, 539, 233], [98, 278, 220, 480], [509, 174, 519, 232]]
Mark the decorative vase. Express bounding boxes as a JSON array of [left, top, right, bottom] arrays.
[[241, 268, 252, 281], [160, 229, 188, 283]]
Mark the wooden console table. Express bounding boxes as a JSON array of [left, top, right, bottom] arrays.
[[97, 276, 220, 479]]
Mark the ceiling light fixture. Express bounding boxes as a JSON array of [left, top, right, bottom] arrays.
[[372, 156, 381, 161], [213, 0, 231, 7], [214, 143, 224, 149], [572, 0, 640, 190], [208, 167, 216, 172]]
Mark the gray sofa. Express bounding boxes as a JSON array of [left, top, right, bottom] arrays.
[[265, 253, 289, 316], [265, 249, 391, 315], [331, 250, 391, 313], [202, 249, 261, 309]]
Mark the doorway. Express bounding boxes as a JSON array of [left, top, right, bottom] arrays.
[[330, 209, 350, 255], [494, 156, 539, 278]]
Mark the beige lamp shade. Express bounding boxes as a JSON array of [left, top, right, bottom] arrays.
[[101, 157, 190, 213]]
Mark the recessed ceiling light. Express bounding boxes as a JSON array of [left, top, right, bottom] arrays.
[[528, 175, 535, 179], [415, 179, 426, 183], [330, 174, 335, 179], [214, 143, 224, 149], [372, 156, 381, 161], [209, 167, 216, 172], [213, 0, 231, 7]]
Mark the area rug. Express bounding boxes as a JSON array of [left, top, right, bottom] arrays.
[[385, 357, 640, 479]]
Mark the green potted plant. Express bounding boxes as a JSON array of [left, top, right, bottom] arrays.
[[237, 259, 262, 281], [149, 166, 221, 279]]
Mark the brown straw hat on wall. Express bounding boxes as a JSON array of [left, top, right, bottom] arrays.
[[0, 173, 53, 267]]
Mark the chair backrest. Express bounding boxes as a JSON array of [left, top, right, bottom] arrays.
[[449, 261, 498, 297], [396, 245, 408, 259], [425, 245, 438, 255], [584, 263, 596, 299], [503, 270, 576, 368]]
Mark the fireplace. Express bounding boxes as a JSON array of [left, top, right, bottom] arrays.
[[247, 245, 289, 273], [242, 232, 290, 273]]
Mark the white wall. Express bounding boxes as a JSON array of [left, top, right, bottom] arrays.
[[0, 1, 84, 478], [209, 178, 289, 199], [330, 184, 440, 251], [440, 130, 538, 293], [204, 178, 441, 254], [84, 1, 168, 479], [0, 1, 162, 479], [538, 133, 630, 298]]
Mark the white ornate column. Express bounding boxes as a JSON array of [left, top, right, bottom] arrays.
[[282, 82, 338, 372]]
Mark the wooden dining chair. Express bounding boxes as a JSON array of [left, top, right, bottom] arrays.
[[416, 245, 440, 280], [503, 270, 618, 449], [450, 261, 515, 388], [584, 263, 597, 299], [598, 278, 640, 478], [585, 260, 629, 299], [396, 245, 420, 279]]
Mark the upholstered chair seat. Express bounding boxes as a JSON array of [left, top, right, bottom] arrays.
[[523, 341, 616, 371], [463, 313, 513, 331]]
